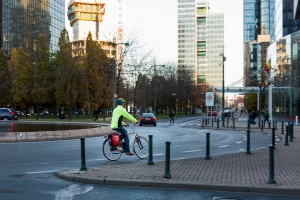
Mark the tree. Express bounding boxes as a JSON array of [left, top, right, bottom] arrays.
[[0, 49, 10, 107], [32, 34, 51, 120], [11, 47, 33, 112], [55, 28, 80, 120]]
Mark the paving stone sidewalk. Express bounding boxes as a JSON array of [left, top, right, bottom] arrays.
[[56, 121, 300, 195]]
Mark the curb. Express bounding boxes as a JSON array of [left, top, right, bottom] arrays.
[[55, 170, 300, 195]]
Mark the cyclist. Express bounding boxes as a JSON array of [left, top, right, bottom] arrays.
[[111, 98, 138, 156]]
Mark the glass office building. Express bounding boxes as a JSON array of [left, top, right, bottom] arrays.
[[178, 0, 224, 87], [0, 0, 65, 58], [244, 0, 276, 42]]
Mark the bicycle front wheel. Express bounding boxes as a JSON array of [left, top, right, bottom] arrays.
[[102, 139, 122, 161], [133, 136, 149, 159]]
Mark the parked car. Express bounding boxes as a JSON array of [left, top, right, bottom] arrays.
[[223, 107, 231, 117], [207, 110, 218, 116], [0, 108, 18, 120], [139, 113, 157, 126]]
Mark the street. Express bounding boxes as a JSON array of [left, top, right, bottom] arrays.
[[0, 115, 297, 199]]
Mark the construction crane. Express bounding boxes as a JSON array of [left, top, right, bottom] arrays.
[[117, 0, 123, 69]]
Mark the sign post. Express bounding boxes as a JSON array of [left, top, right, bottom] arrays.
[[206, 92, 214, 120]]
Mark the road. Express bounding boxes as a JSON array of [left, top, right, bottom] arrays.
[[1, 115, 297, 199]]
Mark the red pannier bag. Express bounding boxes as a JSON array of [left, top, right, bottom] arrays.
[[110, 133, 120, 147]]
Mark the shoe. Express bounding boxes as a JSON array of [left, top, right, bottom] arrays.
[[126, 152, 134, 156]]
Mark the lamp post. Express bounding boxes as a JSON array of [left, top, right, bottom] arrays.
[[152, 64, 165, 115], [109, 38, 129, 108], [220, 53, 226, 126]]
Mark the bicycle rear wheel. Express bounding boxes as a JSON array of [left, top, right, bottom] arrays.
[[133, 136, 149, 159], [102, 139, 122, 161]]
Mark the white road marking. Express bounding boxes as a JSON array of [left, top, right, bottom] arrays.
[[235, 141, 243, 144], [239, 149, 245, 151], [184, 149, 202, 153], [25, 170, 59, 174], [153, 154, 164, 156], [219, 145, 230, 148]]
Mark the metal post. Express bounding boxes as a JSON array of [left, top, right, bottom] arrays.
[[247, 119, 250, 131], [205, 133, 211, 160], [232, 118, 235, 129], [147, 135, 154, 165], [227, 116, 229, 127], [289, 124, 293, 142], [292, 122, 294, 139], [272, 128, 275, 147], [212, 119, 214, 127], [205, 118, 207, 126], [246, 130, 251, 154], [261, 120, 263, 131], [217, 118, 219, 129], [267, 145, 276, 184], [284, 126, 289, 146], [281, 121, 284, 134], [202, 118, 204, 128], [80, 138, 87, 171], [163, 141, 171, 179], [222, 113, 225, 127]]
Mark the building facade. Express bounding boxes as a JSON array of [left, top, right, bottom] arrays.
[[178, 0, 224, 88], [244, 0, 276, 43], [0, 0, 65, 58], [67, 0, 114, 58]]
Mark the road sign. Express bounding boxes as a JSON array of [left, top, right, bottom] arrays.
[[206, 92, 214, 106]]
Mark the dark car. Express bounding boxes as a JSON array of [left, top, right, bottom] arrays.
[[0, 108, 18, 120], [139, 113, 157, 126]]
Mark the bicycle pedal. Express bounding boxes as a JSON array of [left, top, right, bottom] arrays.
[[117, 147, 124, 152]]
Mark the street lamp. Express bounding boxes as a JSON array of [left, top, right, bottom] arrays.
[[109, 38, 129, 108], [152, 64, 165, 115], [220, 53, 226, 126]]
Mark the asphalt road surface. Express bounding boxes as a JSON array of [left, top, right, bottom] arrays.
[[1, 115, 295, 199]]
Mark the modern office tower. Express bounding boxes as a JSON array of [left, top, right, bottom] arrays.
[[178, 0, 224, 88], [1, 0, 65, 58], [67, 0, 113, 57], [244, 0, 276, 43], [244, 35, 270, 86], [275, 0, 300, 40]]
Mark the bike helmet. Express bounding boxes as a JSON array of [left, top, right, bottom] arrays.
[[116, 98, 125, 105]]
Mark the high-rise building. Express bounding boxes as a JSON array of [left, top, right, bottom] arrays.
[[275, 0, 300, 40], [244, 0, 276, 43], [178, 0, 224, 88], [67, 0, 113, 58], [0, 0, 65, 58]]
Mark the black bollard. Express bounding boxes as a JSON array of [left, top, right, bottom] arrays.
[[202, 118, 204, 128], [289, 124, 294, 142], [163, 141, 171, 179], [205, 133, 211, 160], [261, 120, 264, 131], [208, 118, 210, 125], [232, 118, 235, 129], [80, 138, 87, 171], [272, 128, 276, 148], [281, 121, 284, 134], [246, 130, 251, 154], [222, 113, 225, 127], [217, 118, 219, 129], [292, 123, 295, 139], [284, 126, 289, 146], [212, 118, 214, 127], [247, 119, 250, 131], [147, 135, 154, 165], [227, 116, 229, 127], [267, 145, 276, 184], [205, 118, 208, 126]]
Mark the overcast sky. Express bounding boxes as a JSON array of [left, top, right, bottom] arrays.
[[65, 0, 243, 86]]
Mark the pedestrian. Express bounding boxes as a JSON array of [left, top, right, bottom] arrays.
[[251, 109, 257, 125], [169, 111, 175, 124], [240, 109, 243, 116], [263, 110, 270, 127], [111, 98, 138, 156]]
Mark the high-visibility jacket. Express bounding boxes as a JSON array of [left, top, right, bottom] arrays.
[[111, 105, 137, 129]]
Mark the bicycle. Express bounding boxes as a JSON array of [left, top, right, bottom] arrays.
[[102, 124, 149, 161]]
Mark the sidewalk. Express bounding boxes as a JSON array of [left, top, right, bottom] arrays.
[[56, 120, 300, 195]]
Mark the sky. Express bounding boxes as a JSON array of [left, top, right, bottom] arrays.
[[65, 0, 243, 87]]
